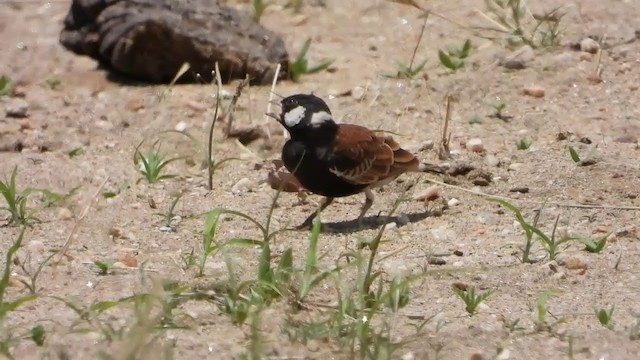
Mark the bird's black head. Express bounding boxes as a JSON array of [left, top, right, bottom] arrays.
[[277, 94, 335, 132]]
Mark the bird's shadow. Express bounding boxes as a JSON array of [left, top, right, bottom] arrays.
[[295, 209, 434, 234]]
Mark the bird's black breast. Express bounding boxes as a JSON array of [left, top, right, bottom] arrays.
[[282, 140, 366, 197]]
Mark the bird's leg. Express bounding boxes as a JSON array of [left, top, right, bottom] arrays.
[[296, 197, 334, 229], [356, 189, 375, 227]]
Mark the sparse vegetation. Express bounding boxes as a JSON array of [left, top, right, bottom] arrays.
[[487, 99, 512, 121], [133, 139, 184, 184], [285, 0, 304, 13], [516, 137, 532, 150], [578, 234, 608, 253], [0, 167, 61, 226], [534, 290, 561, 331], [438, 39, 472, 71], [386, 11, 429, 79], [568, 146, 581, 163], [479, 0, 566, 48], [66, 147, 84, 158], [491, 199, 573, 261], [289, 38, 334, 82], [597, 306, 615, 329], [45, 78, 61, 90], [0, 227, 39, 358], [1, 1, 638, 358], [251, 0, 270, 22], [390, 60, 428, 79], [94, 259, 116, 275], [453, 286, 493, 316], [0, 75, 10, 96]]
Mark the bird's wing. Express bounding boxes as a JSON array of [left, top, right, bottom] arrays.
[[328, 124, 419, 185]]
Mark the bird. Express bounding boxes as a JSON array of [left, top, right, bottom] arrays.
[[267, 93, 444, 229]]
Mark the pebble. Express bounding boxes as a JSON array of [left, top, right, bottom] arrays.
[[109, 227, 123, 239], [351, 86, 366, 101], [18, 118, 34, 130], [396, 213, 410, 226], [430, 226, 456, 242], [614, 228, 630, 237], [561, 256, 588, 271], [57, 207, 74, 220], [428, 257, 446, 265], [231, 177, 253, 194], [117, 253, 138, 268], [522, 86, 545, 98], [291, 14, 308, 26], [414, 185, 440, 202], [580, 38, 600, 54], [219, 89, 233, 100], [418, 140, 434, 151], [447, 198, 460, 207], [5, 98, 29, 118], [125, 98, 145, 112], [501, 45, 535, 69], [175, 121, 189, 132], [485, 154, 500, 167], [94, 119, 114, 130], [159, 225, 175, 233], [466, 138, 485, 153], [26, 240, 45, 256], [552, 52, 577, 68], [401, 352, 415, 360], [382, 258, 410, 277], [508, 163, 524, 171], [383, 222, 398, 231], [509, 186, 529, 194], [476, 212, 500, 225]]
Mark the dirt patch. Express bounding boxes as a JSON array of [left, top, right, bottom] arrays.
[[1, 1, 639, 359]]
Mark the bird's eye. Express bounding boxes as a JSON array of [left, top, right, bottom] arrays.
[[287, 98, 297, 105]]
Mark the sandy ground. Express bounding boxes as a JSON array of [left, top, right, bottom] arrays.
[[1, 0, 640, 359]]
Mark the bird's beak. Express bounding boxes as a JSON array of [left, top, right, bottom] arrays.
[[268, 99, 282, 106]]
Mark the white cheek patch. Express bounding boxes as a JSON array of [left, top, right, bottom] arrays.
[[283, 106, 306, 127], [309, 111, 333, 127]]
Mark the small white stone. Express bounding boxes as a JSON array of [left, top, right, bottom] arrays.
[[466, 138, 485, 153], [396, 213, 410, 226], [476, 212, 499, 225], [580, 38, 600, 54], [175, 121, 189, 132], [219, 89, 233, 100], [430, 226, 456, 242], [418, 140, 434, 151], [401, 352, 415, 360], [94, 119, 114, 130], [58, 207, 74, 220], [486, 154, 500, 167], [351, 86, 366, 101], [5, 98, 29, 118], [447, 198, 460, 207], [383, 222, 397, 231], [231, 177, 253, 194], [508, 162, 523, 171]]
